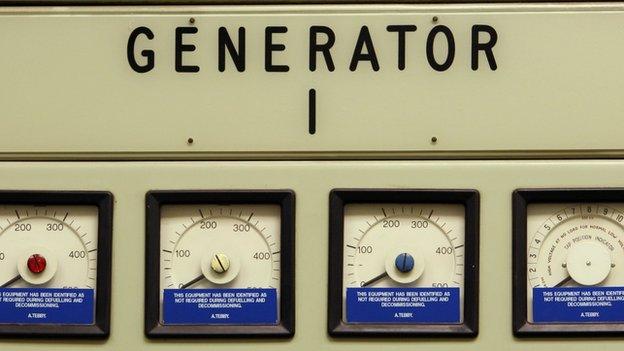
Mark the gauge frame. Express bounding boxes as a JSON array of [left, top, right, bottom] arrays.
[[0, 190, 113, 338], [144, 190, 295, 338], [327, 189, 479, 337], [513, 188, 624, 337]]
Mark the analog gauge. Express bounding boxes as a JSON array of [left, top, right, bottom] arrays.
[[0, 192, 112, 338], [328, 190, 479, 337], [145, 191, 295, 337], [0, 205, 98, 292], [160, 204, 280, 324], [513, 189, 624, 336], [526, 203, 624, 324], [342, 203, 465, 323]]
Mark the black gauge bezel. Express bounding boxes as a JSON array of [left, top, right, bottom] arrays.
[[513, 188, 624, 337], [145, 190, 295, 338], [0, 191, 113, 339], [328, 189, 479, 337]]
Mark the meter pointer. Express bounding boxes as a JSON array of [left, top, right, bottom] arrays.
[[0, 275, 22, 288], [360, 253, 417, 287], [180, 274, 205, 289], [360, 271, 388, 287], [553, 275, 572, 288], [180, 254, 234, 289]]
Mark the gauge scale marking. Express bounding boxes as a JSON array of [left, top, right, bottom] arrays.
[[342, 203, 465, 324], [159, 204, 281, 325], [527, 203, 624, 324], [0, 205, 98, 325]]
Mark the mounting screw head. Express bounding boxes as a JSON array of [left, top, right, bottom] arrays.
[[210, 253, 230, 274], [27, 254, 47, 274]]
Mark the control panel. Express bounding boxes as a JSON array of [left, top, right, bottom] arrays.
[[1, 1, 624, 351]]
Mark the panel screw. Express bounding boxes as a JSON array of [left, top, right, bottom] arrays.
[[211, 253, 230, 274], [189, 17, 195, 24], [431, 136, 438, 143], [187, 137, 194, 144], [27, 254, 47, 274], [432, 16, 439, 23], [395, 253, 415, 273]]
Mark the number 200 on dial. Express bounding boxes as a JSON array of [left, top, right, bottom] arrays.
[[342, 203, 465, 324], [159, 204, 281, 325], [0, 205, 99, 326]]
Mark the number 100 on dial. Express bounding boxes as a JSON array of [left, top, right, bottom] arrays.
[[342, 203, 466, 325], [159, 204, 282, 326], [146, 191, 295, 337], [328, 190, 479, 337]]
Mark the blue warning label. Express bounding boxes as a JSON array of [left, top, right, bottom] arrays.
[[346, 287, 460, 324], [163, 288, 278, 325], [0, 288, 94, 325], [533, 287, 624, 323]]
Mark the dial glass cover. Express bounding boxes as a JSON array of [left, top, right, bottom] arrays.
[[0, 204, 102, 328], [527, 202, 624, 324], [0, 191, 113, 338], [158, 204, 281, 325], [328, 190, 479, 337], [145, 191, 295, 338], [342, 203, 465, 324]]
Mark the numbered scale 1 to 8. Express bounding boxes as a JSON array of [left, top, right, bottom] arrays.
[[342, 204, 465, 324], [527, 203, 624, 324], [159, 204, 281, 325]]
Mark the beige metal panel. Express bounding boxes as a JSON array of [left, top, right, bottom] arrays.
[[0, 160, 622, 350], [0, 5, 624, 159], [1, 0, 619, 5]]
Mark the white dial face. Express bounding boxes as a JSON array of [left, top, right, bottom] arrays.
[[159, 204, 281, 323], [342, 203, 465, 322], [526, 203, 624, 322], [0, 205, 99, 290]]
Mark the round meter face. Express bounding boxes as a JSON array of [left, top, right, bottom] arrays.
[[527, 203, 624, 324], [159, 204, 281, 326], [0, 205, 99, 326], [342, 203, 465, 325]]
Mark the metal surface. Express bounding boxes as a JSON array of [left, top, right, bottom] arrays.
[[1, 0, 622, 6], [0, 4, 623, 160], [0, 160, 621, 349], [1, 2, 623, 350]]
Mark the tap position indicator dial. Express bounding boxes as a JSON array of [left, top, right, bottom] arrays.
[[527, 203, 624, 323]]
